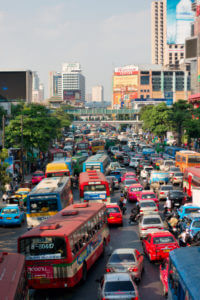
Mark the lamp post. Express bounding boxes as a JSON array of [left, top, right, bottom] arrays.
[[21, 115, 24, 182]]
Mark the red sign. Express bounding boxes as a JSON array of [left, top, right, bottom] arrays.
[[28, 266, 54, 279]]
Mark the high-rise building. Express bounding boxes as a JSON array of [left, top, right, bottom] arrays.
[[92, 85, 104, 102], [48, 71, 62, 98], [61, 63, 85, 106], [32, 71, 44, 103]]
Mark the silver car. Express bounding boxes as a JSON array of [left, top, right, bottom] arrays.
[[171, 172, 183, 185], [106, 248, 144, 282], [139, 200, 159, 215], [138, 214, 164, 239], [97, 273, 139, 300], [158, 185, 173, 200]]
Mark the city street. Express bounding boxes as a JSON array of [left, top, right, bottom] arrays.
[[0, 188, 164, 300]]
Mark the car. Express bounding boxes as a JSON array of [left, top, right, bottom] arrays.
[[31, 170, 45, 185], [106, 203, 123, 226], [168, 166, 180, 178], [129, 157, 141, 168], [142, 231, 179, 261], [171, 172, 183, 186], [106, 176, 115, 193], [138, 200, 158, 215], [160, 160, 175, 172], [107, 161, 121, 172], [138, 191, 159, 207], [127, 184, 143, 202], [106, 248, 144, 282], [159, 258, 169, 297], [14, 187, 31, 206], [140, 166, 153, 179], [158, 185, 173, 200], [97, 272, 139, 300], [180, 213, 200, 237], [168, 190, 187, 208], [121, 172, 137, 183], [121, 179, 138, 195], [138, 214, 165, 239], [115, 167, 127, 176], [110, 146, 121, 156], [178, 204, 200, 220], [0, 205, 25, 226]]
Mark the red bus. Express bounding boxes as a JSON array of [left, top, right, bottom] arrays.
[[18, 203, 110, 290], [0, 252, 29, 300], [183, 167, 200, 198], [79, 171, 110, 203], [48, 149, 67, 162], [76, 141, 90, 152]]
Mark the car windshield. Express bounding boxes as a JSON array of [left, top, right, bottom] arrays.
[[107, 207, 120, 214], [153, 236, 175, 244], [141, 202, 156, 208], [126, 175, 136, 178], [173, 173, 183, 177], [141, 194, 155, 199], [131, 187, 143, 192], [104, 281, 134, 293], [143, 218, 161, 225], [1, 208, 18, 214], [125, 180, 137, 185], [192, 220, 200, 228], [109, 253, 135, 263], [170, 191, 183, 196]]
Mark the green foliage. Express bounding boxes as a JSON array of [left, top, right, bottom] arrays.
[[53, 106, 72, 129], [0, 106, 7, 129], [11, 102, 24, 117], [0, 149, 11, 192]]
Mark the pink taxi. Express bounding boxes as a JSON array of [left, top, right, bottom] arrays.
[[127, 183, 143, 202], [121, 172, 137, 183]]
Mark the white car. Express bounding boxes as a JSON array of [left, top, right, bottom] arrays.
[[140, 166, 153, 179], [160, 160, 175, 172], [129, 157, 141, 168], [139, 200, 159, 215], [138, 214, 164, 239]]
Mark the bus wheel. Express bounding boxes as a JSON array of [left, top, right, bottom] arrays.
[[82, 262, 87, 282]]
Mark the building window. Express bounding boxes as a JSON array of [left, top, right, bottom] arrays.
[[140, 76, 150, 85]]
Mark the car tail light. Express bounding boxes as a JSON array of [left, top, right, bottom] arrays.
[[155, 209, 158, 211], [140, 209, 143, 212], [0, 216, 3, 219], [133, 297, 139, 300], [106, 268, 111, 272], [129, 267, 138, 272], [173, 177, 177, 180], [14, 216, 20, 219], [141, 227, 147, 230], [160, 192, 164, 195]]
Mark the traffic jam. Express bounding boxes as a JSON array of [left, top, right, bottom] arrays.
[[1, 125, 200, 300]]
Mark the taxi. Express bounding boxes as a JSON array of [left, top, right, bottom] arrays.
[[15, 187, 31, 205], [121, 172, 137, 183], [142, 231, 179, 261], [127, 183, 143, 202], [0, 204, 25, 226], [31, 170, 45, 184], [138, 191, 159, 207], [106, 203, 123, 226]]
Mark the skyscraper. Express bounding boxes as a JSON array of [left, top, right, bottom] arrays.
[[92, 85, 104, 102], [48, 71, 62, 98]]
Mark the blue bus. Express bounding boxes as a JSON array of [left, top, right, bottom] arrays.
[[26, 177, 73, 229], [53, 157, 74, 176], [168, 247, 200, 300], [83, 154, 110, 173], [163, 146, 184, 160]]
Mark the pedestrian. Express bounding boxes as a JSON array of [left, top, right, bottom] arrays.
[[178, 229, 191, 247]]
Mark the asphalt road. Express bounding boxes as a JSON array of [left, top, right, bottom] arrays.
[[0, 186, 165, 300]]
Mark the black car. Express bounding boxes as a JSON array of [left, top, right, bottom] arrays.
[[168, 190, 187, 208]]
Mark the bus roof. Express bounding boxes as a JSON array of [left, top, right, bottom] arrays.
[[18, 203, 105, 239], [185, 167, 200, 177], [46, 162, 69, 172], [176, 150, 200, 156], [85, 154, 108, 163], [79, 171, 107, 184], [169, 247, 200, 300], [29, 177, 70, 195], [0, 252, 25, 300]]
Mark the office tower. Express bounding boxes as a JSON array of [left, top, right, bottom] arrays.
[[48, 71, 62, 98], [92, 85, 104, 102]]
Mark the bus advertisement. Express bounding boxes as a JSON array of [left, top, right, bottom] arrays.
[[175, 151, 200, 172], [91, 140, 105, 154], [18, 203, 110, 290], [0, 252, 29, 300], [26, 177, 73, 229], [168, 247, 200, 300], [79, 171, 110, 203], [83, 154, 109, 173], [45, 162, 70, 177]]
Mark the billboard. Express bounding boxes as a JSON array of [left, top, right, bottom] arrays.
[[63, 90, 81, 101], [167, 0, 194, 45], [114, 65, 138, 76], [185, 37, 197, 59], [0, 71, 26, 100], [113, 75, 138, 89]]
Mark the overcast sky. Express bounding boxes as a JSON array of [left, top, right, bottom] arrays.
[[0, 0, 151, 100]]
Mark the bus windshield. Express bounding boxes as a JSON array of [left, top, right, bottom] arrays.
[[30, 199, 58, 213], [20, 237, 66, 259], [84, 185, 106, 192]]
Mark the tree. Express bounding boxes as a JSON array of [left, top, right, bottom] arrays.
[[0, 106, 7, 129], [0, 149, 11, 192], [53, 106, 73, 132]]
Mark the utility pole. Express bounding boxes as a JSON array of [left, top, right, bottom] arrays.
[[2, 115, 5, 149], [21, 115, 24, 182]]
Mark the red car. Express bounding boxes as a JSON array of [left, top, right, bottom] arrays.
[[106, 203, 123, 226], [138, 191, 159, 207], [160, 258, 169, 298], [121, 172, 137, 183], [127, 183, 143, 202], [31, 170, 45, 185], [142, 231, 179, 262]]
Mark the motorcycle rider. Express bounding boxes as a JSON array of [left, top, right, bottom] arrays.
[[178, 229, 192, 247], [129, 201, 140, 224]]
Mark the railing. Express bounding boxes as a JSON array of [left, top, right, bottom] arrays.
[[65, 108, 139, 115]]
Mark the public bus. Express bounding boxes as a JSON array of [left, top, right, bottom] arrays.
[[53, 157, 74, 176], [45, 161, 70, 177], [91, 140, 105, 154], [163, 146, 184, 160], [0, 252, 29, 300], [175, 150, 200, 172], [79, 171, 110, 202], [72, 155, 88, 175], [83, 154, 110, 173], [26, 177, 73, 229], [183, 167, 200, 198], [18, 203, 110, 290], [48, 148, 67, 162], [168, 247, 200, 300], [76, 141, 90, 152]]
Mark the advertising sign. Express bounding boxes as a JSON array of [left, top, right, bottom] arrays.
[[167, 0, 194, 45], [63, 90, 81, 101], [113, 75, 138, 88], [114, 65, 138, 76], [84, 192, 106, 201]]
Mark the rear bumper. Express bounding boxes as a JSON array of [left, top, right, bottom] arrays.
[[107, 218, 123, 225]]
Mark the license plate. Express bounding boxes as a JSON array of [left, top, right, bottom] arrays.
[[164, 249, 170, 252], [6, 217, 11, 220], [175, 203, 179, 206]]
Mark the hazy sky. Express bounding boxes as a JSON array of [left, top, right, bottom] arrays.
[[0, 0, 151, 100]]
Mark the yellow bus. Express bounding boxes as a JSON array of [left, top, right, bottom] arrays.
[[91, 140, 105, 154], [45, 162, 70, 177], [175, 150, 200, 172]]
